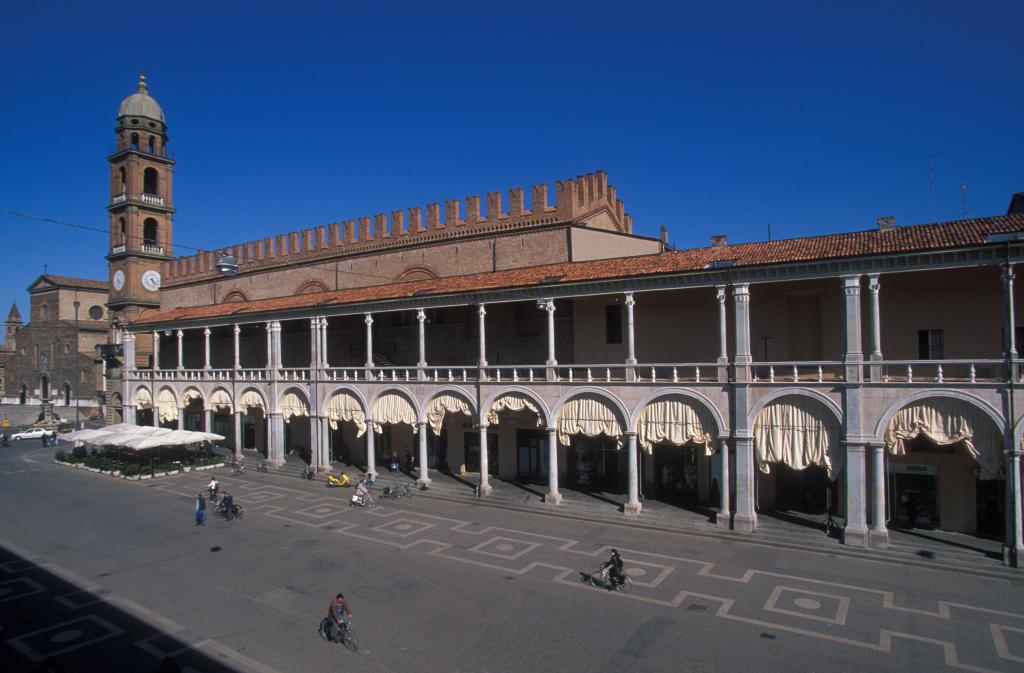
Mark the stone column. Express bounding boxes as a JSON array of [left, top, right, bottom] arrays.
[[416, 309, 427, 380], [233, 410, 243, 461], [321, 317, 329, 368], [1005, 447, 1024, 567], [233, 324, 241, 370], [716, 286, 728, 382], [152, 331, 160, 370], [364, 313, 374, 370], [477, 304, 488, 368], [869, 444, 888, 547], [478, 425, 492, 496], [265, 322, 273, 371], [717, 438, 731, 529], [544, 299, 557, 381], [844, 442, 870, 547], [271, 321, 282, 370], [624, 293, 637, 365], [842, 275, 864, 383], [365, 420, 376, 476], [867, 275, 882, 381], [202, 328, 211, 370], [268, 412, 285, 465], [732, 285, 751, 382], [624, 432, 641, 516], [125, 404, 136, 426], [176, 406, 184, 430], [176, 329, 184, 371], [546, 427, 561, 505], [152, 402, 161, 428], [417, 421, 431, 488], [309, 318, 320, 370], [203, 407, 212, 433], [733, 435, 756, 531]]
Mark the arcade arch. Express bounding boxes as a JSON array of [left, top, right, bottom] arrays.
[[238, 388, 267, 456], [324, 389, 367, 466], [280, 389, 311, 463], [554, 391, 627, 493]]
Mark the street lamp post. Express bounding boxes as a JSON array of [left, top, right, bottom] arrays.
[[73, 299, 80, 430]]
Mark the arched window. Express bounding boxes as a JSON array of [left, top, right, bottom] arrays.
[[40, 304, 49, 321], [131, 133, 139, 150], [119, 166, 127, 193], [143, 218, 158, 246], [118, 217, 126, 245], [143, 168, 159, 195], [147, 135, 155, 154], [64, 343, 71, 355]]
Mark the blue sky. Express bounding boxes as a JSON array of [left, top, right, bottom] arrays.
[[1, 1, 1022, 318]]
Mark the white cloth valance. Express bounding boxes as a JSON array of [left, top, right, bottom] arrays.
[[239, 390, 265, 413], [156, 389, 178, 423], [133, 388, 152, 409], [884, 398, 1002, 478], [557, 395, 623, 447], [182, 389, 203, 406], [280, 392, 309, 420], [327, 392, 367, 436], [753, 397, 841, 479], [486, 393, 542, 427], [208, 389, 232, 413], [637, 398, 715, 455], [372, 393, 418, 433], [426, 393, 471, 435]]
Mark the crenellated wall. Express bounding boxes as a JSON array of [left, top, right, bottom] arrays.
[[162, 171, 635, 289]]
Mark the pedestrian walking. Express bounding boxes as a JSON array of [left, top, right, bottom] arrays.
[[195, 493, 206, 526]]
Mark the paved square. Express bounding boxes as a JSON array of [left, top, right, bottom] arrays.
[[469, 536, 541, 560], [763, 585, 851, 625], [7, 615, 124, 662]]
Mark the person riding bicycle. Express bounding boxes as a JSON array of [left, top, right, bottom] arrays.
[[353, 477, 371, 506], [327, 593, 352, 641], [207, 477, 219, 501], [601, 549, 624, 588]]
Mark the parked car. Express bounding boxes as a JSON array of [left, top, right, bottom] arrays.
[[10, 427, 47, 441]]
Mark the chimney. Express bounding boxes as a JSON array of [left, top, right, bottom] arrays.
[[876, 216, 896, 231], [660, 225, 668, 245], [710, 234, 728, 248]]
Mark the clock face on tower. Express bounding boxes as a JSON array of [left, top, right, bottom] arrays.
[[142, 270, 162, 292], [112, 270, 125, 292]]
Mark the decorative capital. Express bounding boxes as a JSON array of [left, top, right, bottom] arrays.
[[364, 313, 374, 326], [416, 308, 426, 323], [203, 328, 211, 336], [545, 299, 556, 314], [716, 286, 727, 303], [478, 304, 487, 318], [233, 324, 241, 335], [624, 292, 635, 308], [266, 321, 273, 332], [176, 330, 183, 338]]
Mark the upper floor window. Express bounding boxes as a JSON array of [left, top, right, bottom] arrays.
[[147, 135, 155, 154], [119, 166, 127, 193], [40, 304, 49, 322], [918, 329, 945, 360], [118, 217, 127, 245], [143, 168, 159, 195], [143, 218, 158, 246], [605, 304, 622, 345], [130, 133, 139, 150]]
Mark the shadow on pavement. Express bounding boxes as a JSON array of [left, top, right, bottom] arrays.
[[0, 544, 251, 673]]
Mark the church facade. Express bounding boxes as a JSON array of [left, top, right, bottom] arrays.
[[108, 77, 1024, 566]]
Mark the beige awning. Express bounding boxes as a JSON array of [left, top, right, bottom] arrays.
[[426, 393, 471, 435], [239, 390, 265, 413], [557, 394, 622, 447], [156, 388, 178, 423], [753, 397, 841, 479], [183, 389, 203, 406], [637, 398, 715, 455], [133, 387, 153, 409], [208, 389, 233, 413], [486, 392, 542, 427], [372, 392, 418, 433], [885, 398, 1002, 478], [280, 392, 309, 420], [327, 391, 366, 436]]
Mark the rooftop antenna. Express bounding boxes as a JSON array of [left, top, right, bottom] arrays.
[[960, 181, 970, 217], [928, 149, 945, 221]]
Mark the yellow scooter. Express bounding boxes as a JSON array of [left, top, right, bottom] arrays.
[[326, 472, 350, 488]]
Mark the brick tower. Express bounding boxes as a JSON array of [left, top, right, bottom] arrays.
[[106, 74, 174, 327]]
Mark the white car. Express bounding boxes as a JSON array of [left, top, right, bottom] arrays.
[[10, 427, 47, 441]]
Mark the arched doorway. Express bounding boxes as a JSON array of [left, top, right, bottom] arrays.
[[156, 388, 179, 429], [425, 391, 475, 475], [636, 394, 718, 508], [134, 387, 154, 426], [882, 396, 1004, 536], [208, 389, 234, 448], [239, 389, 267, 457], [556, 393, 626, 493], [753, 395, 843, 521], [325, 390, 367, 467], [281, 389, 311, 463], [182, 389, 204, 431], [371, 391, 418, 470], [486, 390, 548, 483], [111, 393, 123, 424]]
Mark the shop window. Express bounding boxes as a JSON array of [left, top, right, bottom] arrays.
[[917, 329, 945, 360]]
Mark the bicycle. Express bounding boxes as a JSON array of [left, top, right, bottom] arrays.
[[379, 484, 412, 500], [255, 460, 269, 473], [230, 461, 246, 476], [589, 566, 632, 593], [319, 618, 358, 651], [301, 465, 316, 480]]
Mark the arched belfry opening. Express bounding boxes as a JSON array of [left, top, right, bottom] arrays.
[[143, 167, 159, 196], [143, 218, 158, 246]]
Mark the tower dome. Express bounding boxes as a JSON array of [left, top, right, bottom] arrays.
[[118, 74, 165, 123]]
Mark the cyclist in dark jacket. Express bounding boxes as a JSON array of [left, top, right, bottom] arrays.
[[602, 549, 624, 587], [327, 593, 352, 641]]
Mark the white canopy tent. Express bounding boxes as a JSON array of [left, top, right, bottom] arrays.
[[60, 425, 224, 448]]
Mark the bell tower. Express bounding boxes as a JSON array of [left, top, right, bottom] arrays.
[[107, 74, 174, 325]]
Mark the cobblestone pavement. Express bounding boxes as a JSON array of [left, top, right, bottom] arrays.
[[3, 443, 1024, 673]]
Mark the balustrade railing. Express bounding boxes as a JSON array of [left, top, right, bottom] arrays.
[[751, 361, 841, 383], [875, 359, 1013, 384], [140, 193, 164, 206]]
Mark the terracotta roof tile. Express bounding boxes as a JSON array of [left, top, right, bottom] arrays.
[[134, 214, 1024, 326]]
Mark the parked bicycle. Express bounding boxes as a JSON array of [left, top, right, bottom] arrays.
[[215, 501, 244, 519], [379, 484, 412, 500], [230, 460, 246, 476], [256, 460, 269, 473], [301, 465, 316, 480]]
